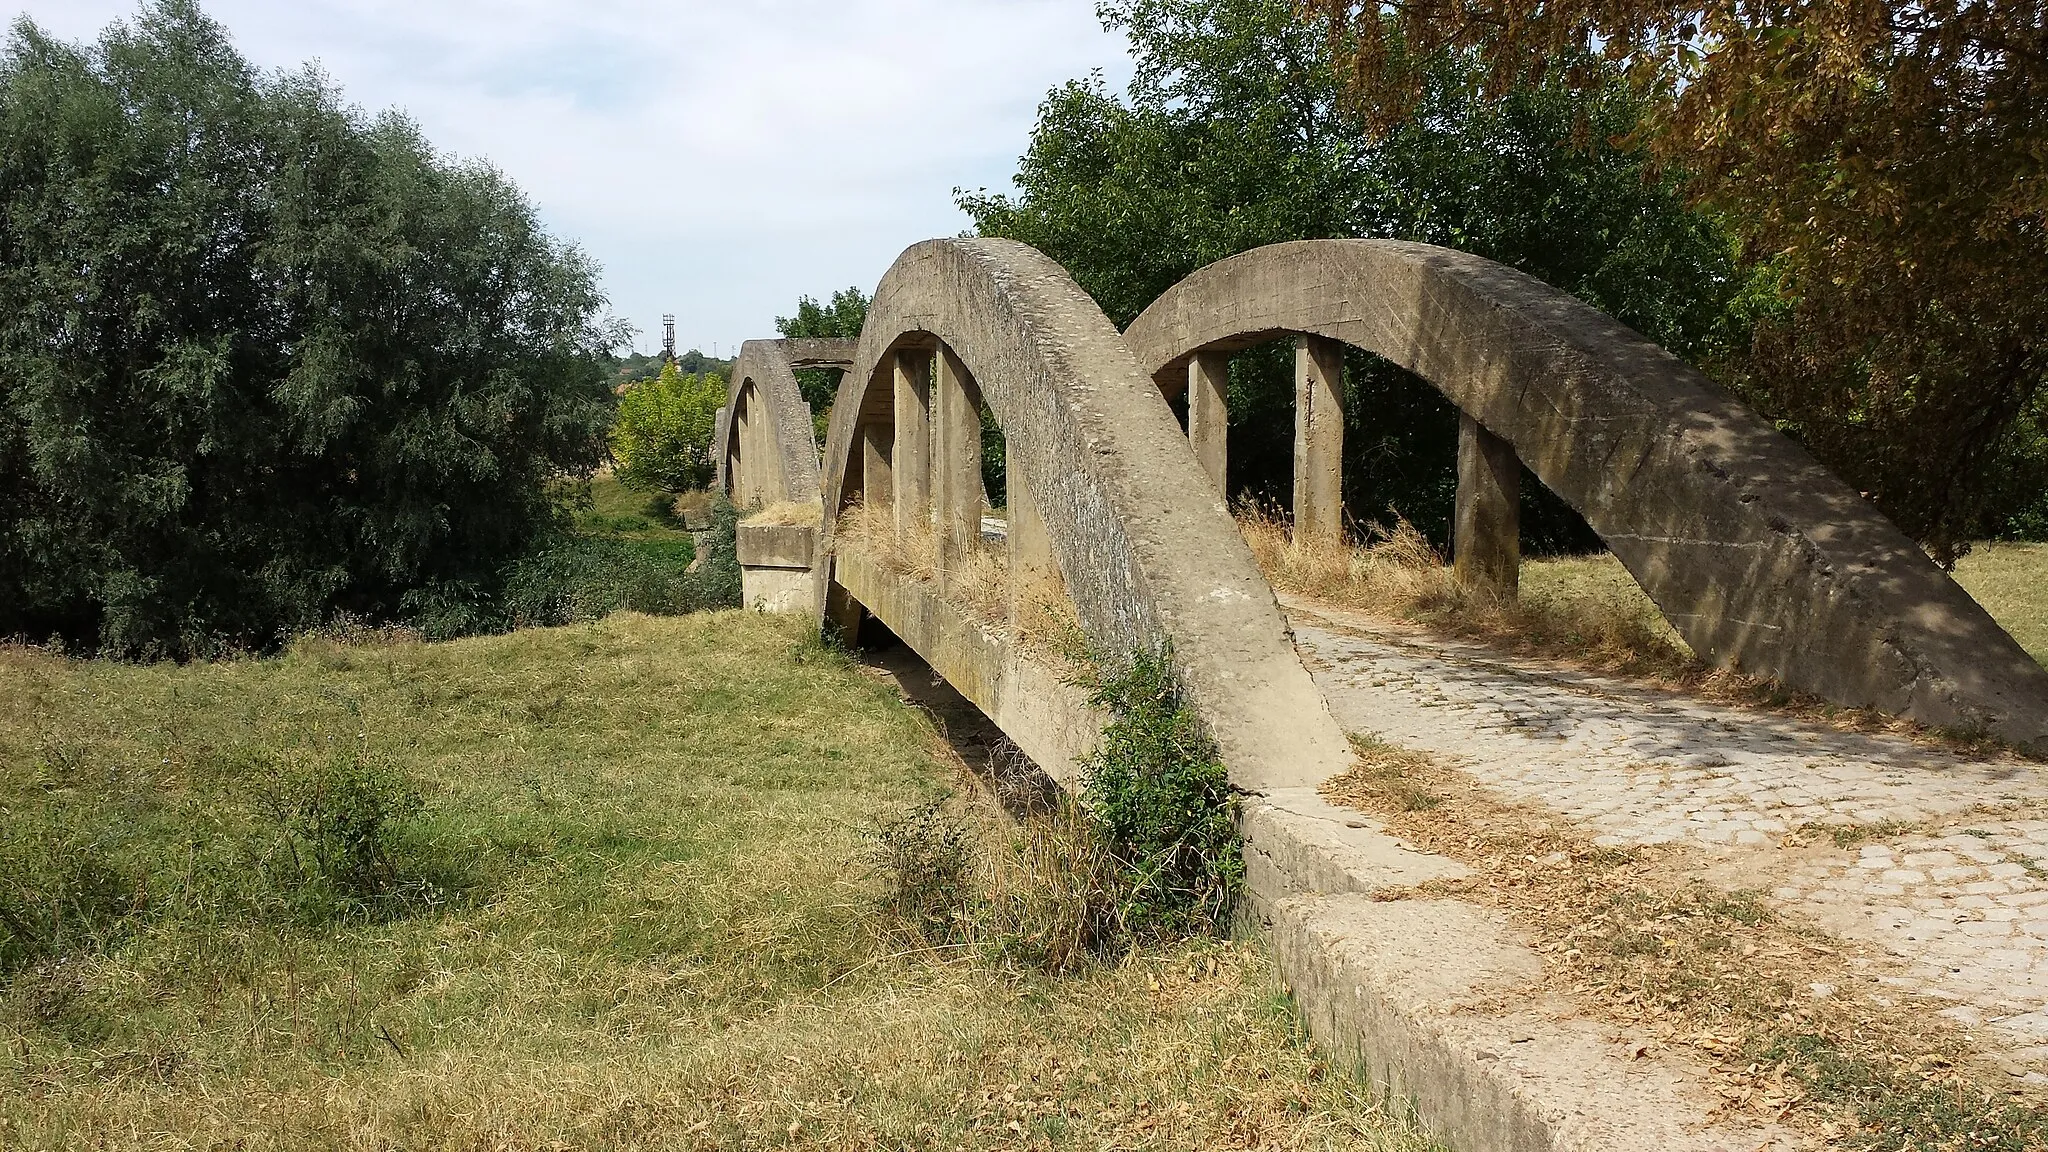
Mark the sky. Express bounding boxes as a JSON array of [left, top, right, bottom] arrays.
[[7, 0, 1136, 356]]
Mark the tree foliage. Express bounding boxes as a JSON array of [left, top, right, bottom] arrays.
[[0, 2, 622, 656], [1311, 0, 2048, 559], [776, 287, 870, 443], [961, 0, 1736, 548], [612, 363, 726, 494]]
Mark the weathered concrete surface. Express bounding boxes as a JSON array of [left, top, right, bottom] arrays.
[[835, 542, 1104, 786], [1187, 350, 1229, 492], [815, 237, 1356, 792], [717, 339, 825, 506], [1272, 895, 1796, 1152], [735, 523, 816, 570], [1455, 413, 1521, 598], [1294, 336, 1346, 545], [1123, 239, 2048, 752], [737, 523, 818, 614]]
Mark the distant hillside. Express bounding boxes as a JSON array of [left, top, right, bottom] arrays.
[[612, 349, 734, 390]]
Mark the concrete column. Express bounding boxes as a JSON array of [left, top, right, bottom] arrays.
[[891, 348, 932, 541], [1006, 434, 1059, 631], [733, 397, 753, 507], [1454, 412, 1521, 599], [859, 421, 894, 509], [1188, 351, 1229, 494], [1293, 336, 1345, 545], [932, 346, 984, 568]]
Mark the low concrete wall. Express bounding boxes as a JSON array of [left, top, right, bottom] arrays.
[[833, 544, 1104, 787]]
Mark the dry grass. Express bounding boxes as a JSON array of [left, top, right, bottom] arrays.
[[0, 613, 1437, 1151], [837, 500, 1015, 632], [1325, 736, 2048, 1149], [743, 499, 824, 528], [1237, 503, 1698, 683], [1240, 505, 2041, 752]]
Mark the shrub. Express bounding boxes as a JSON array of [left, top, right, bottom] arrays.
[[869, 801, 976, 942], [252, 752, 429, 913], [613, 363, 727, 493], [683, 492, 743, 611], [1080, 651, 1244, 939]]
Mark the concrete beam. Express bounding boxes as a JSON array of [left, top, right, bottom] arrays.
[[891, 348, 932, 542], [1454, 413, 1520, 599], [1294, 336, 1345, 546], [1189, 350, 1230, 493]]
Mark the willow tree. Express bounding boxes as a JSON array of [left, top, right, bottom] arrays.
[[1312, 0, 2048, 560]]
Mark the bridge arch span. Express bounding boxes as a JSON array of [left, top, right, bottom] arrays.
[[817, 237, 1352, 789], [1123, 239, 2048, 749], [716, 338, 826, 507]]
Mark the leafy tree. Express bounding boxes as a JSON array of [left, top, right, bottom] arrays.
[[1311, 0, 2048, 558], [0, 2, 622, 656], [961, 0, 1735, 549], [612, 363, 726, 493], [776, 287, 869, 443]]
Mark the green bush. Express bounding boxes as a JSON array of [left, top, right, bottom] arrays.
[[0, 748, 457, 986], [613, 363, 727, 493], [865, 650, 1243, 972], [249, 751, 439, 918], [0, 3, 621, 657], [685, 492, 743, 612], [1081, 651, 1243, 939]]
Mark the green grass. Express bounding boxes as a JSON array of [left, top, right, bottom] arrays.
[[573, 473, 693, 541], [1952, 541, 2048, 668], [0, 613, 1436, 1150], [1523, 545, 2048, 671]]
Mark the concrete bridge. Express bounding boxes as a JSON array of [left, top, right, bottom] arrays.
[[714, 238, 2048, 1151]]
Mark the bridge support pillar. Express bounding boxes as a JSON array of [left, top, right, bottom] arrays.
[[1294, 336, 1346, 545], [1188, 351, 1229, 493], [933, 346, 984, 572], [1005, 435, 1060, 632], [891, 348, 932, 541], [858, 421, 893, 509], [1454, 412, 1521, 599]]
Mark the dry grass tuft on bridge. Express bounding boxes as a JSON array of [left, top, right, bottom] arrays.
[[0, 612, 1438, 1151], [1240, 505, 2048, 750]]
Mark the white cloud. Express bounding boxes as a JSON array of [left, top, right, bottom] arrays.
[[6, 0, 1133, 354]]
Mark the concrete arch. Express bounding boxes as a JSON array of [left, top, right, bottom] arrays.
[[1123, 239, 2048, 750], [716, 338, 825, 507], [817, 237, 1353, 790]]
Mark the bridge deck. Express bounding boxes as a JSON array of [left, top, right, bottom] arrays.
[[1289, 595, 2048, 1070]]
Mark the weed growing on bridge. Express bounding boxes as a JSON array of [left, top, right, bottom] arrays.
[[1327, 735, 2048, 1150], [868, 653, 1243, 972], [1081, 652, 1244, 940]]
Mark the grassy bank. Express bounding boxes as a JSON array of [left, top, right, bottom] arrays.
[[0, 613, 1433, 1150]]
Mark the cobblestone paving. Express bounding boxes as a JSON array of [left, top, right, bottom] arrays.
[[1285, 601, 2048, 1060]]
